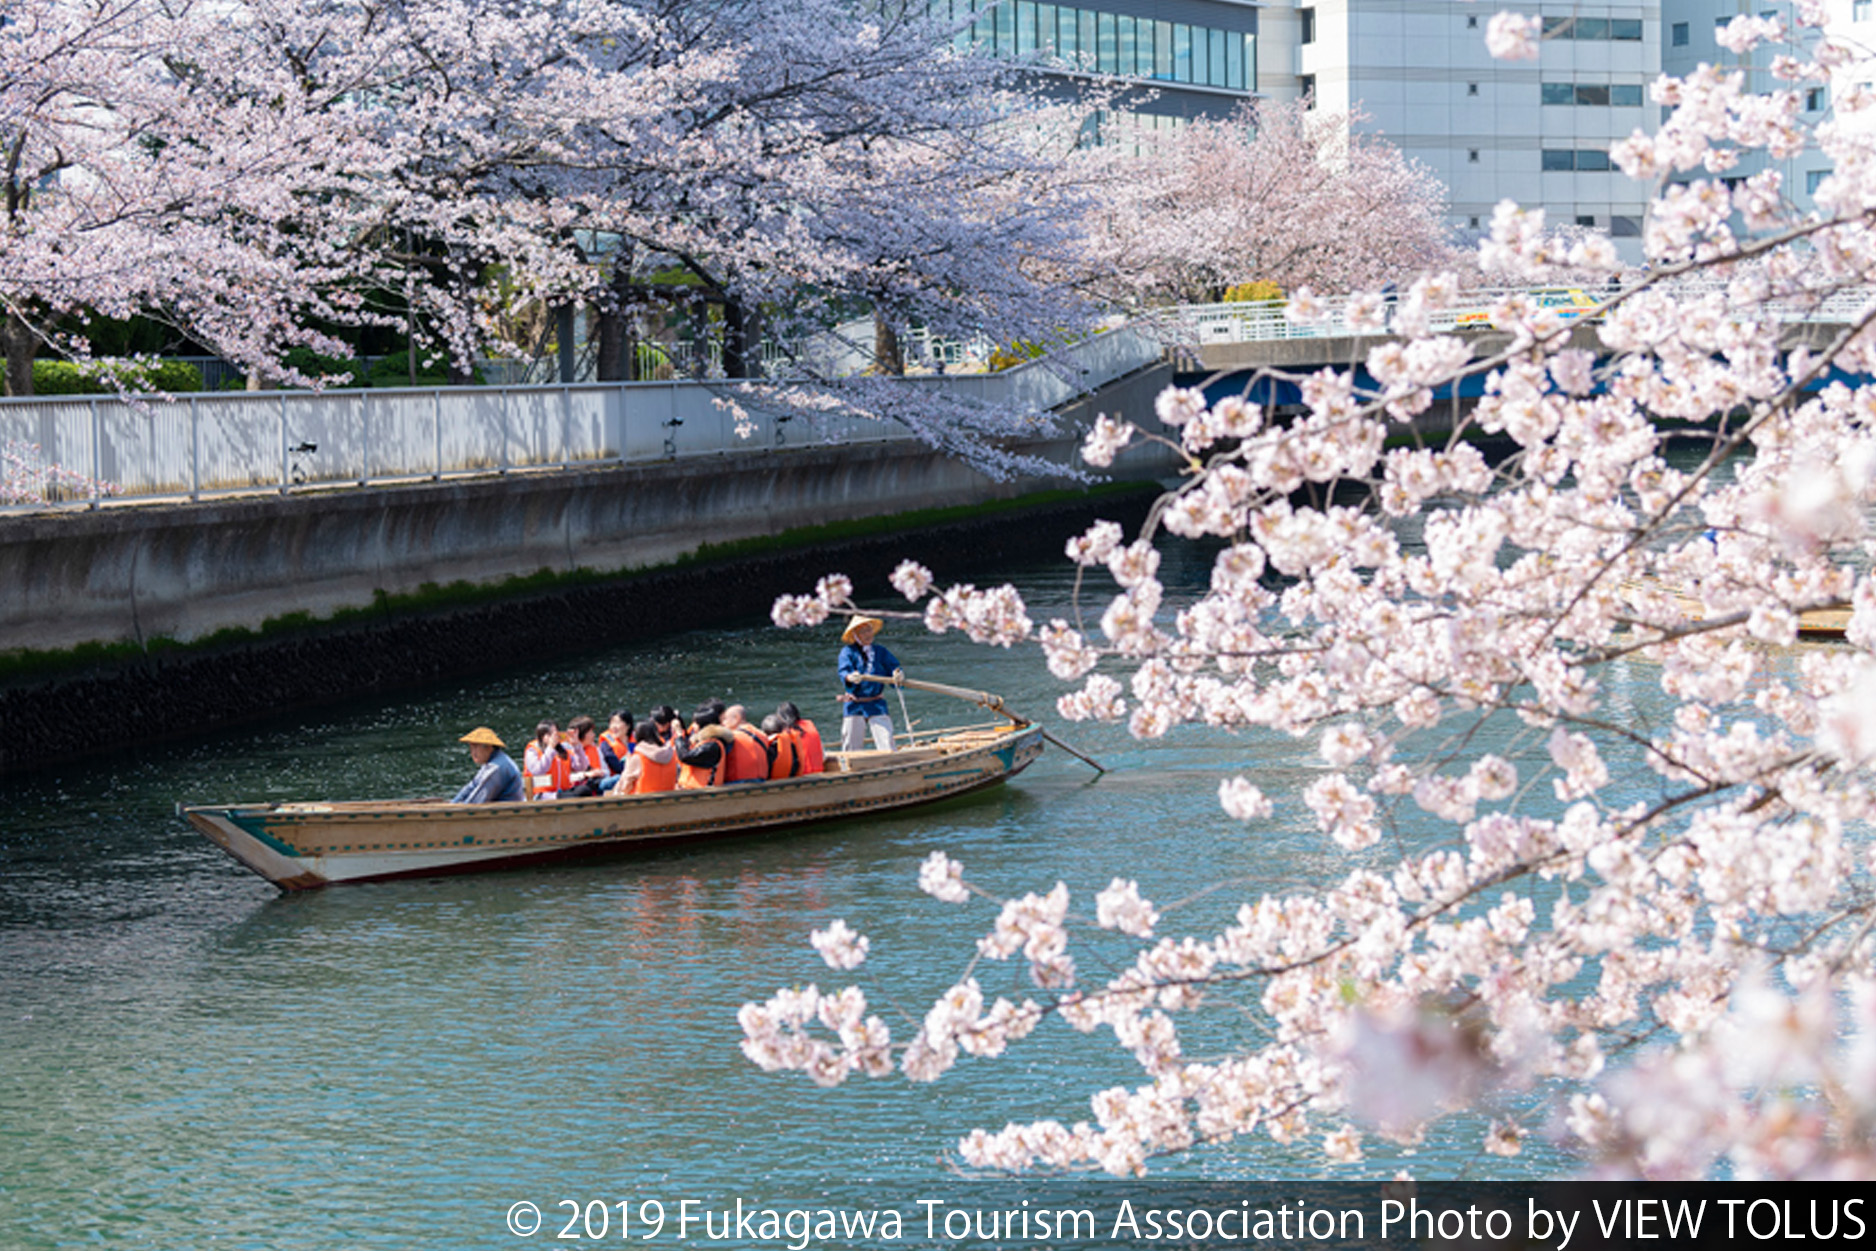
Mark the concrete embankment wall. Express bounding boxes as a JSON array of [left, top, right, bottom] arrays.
[[0, 363, 1178, 772]]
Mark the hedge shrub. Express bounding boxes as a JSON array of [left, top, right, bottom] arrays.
[[32, 358, 205, 395]]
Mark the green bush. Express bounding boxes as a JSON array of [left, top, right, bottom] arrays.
[[366, 350, 483, 388], [283, 347, 364, 389], [31, 358, 204, 395]]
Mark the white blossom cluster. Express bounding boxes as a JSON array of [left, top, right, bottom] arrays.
[[743, 9, 1876, 1179]]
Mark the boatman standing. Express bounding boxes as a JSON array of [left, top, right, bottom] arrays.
[[837, 616, 901, 752], [451, 726, 524, 803]]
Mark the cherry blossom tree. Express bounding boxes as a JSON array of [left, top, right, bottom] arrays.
[[745, 7, 1876, 1179], [5, 0, 1102, 480], [1079, 98, 1457, 308]]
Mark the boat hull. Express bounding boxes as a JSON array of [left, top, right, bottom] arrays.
[[183, 724, 1043, 890]]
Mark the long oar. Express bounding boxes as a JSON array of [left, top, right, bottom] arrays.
[[888, 675, 1107, 776]]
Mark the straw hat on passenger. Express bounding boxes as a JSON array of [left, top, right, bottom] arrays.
[[459, 726, 506, 748], [842, 615, 885, 644]]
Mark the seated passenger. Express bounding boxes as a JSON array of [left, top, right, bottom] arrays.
[[619, 720, 678, 794], [722, 704, 775, 784], [650, 705, 681, 747], [451, 727, 524, 803], [676, 700, 733, 788], [600, 711, 634, 774], [762, 713, 803, 780], [776, 701, 825, 775], [564, 715, 607, 797], [524, 720, 573, 800]]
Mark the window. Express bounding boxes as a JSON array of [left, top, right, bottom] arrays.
[[1808, 169, 1829, 194], [1300, 6, 1315, 44], [1576, 17, 1609, 40], [1467, 82, 1479, 97], [1117, 15, 1135, 74], [1542, 148, 1612, 171], [1154, 19, 1173, 78], [1468, 149, 1481, 163], [1807, 85, 1828, 111], [1299, 74, 1316, 105], [1227, 31, 1245, 90], [1611, 19, 1642, 40], [1172, 23, 1192, 82], [1037, 3, 1057, 52], [1469, 216, 1481, 228], [1611, 215, 1641, 237], [1858, 0, 1872, 20], [1672, 21, 1689, 46], [1058, 6, 1077, 57], [1611, 84, 1644, 107], [1467, 14, 1478, 30], [1098, 12, 1118, 71], [1017, 1, 1038, 55], [1576, 215, 1597, 227], [1542, 82, 1574, 105]]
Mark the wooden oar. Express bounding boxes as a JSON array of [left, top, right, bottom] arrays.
[[887, 675, 1107, 775]]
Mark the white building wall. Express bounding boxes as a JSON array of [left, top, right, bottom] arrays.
[[1282, 1, 1659, 254]]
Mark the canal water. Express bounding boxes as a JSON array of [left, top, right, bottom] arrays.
[[1, 541, 1706, 1248]]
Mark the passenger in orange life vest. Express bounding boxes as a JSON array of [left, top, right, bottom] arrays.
[[524, 720, 573, 799], [775, 701, 825, 775], [650, 705, 681, 747], [720, 704, 776, 785], [762, 713, 803, 779], [563, 716, 607, 797], [620, 720, 678, 793], [598, 710, 634, 792], [675, 700, 734, 789]]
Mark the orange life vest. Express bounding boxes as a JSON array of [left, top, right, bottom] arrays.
[[601, 730, 630, 772], [769, 728, 802, 779], [632, 751, 678, 794], [727, 725, 772, 783], [678, 726, 732, 789], [530, 745, 573, 798], [796, 717, 825, 774]]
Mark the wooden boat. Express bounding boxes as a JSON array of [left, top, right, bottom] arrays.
[[183, 709, 1044, 891], [1618, 577, 1848, 639]]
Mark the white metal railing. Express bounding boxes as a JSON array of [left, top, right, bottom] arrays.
[[1176, 283, 1876, 346], [0, 323, 1163, 511]]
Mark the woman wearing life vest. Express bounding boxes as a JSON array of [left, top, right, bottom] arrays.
[[620, 720, 677, 793], [599, 710, 634, 790], [776, 701, 825, 774], [836, 616, 900, 752], [762, 713, 803, 779], [675, 700, 734, 788], [524, 720, 574, 799], [564, 716, 608, 797]]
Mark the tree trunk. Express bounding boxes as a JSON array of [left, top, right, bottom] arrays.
[[4, 308, 35, 396], [594, 249, 637, 383], [723, 297, 760, 380], [873, 307, 905, 377]]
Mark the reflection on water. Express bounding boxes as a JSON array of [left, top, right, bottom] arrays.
[[0, 540, 1821, 1246]]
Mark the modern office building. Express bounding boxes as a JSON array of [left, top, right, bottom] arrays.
[[1272, 1, 1660, 249]]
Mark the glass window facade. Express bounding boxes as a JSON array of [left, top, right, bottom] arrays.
[[1541, 16, 1643, 41], [1542, 148, 1612, 171], [943, 1, 1254, 92], [1542, 82, 1646, 107]]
